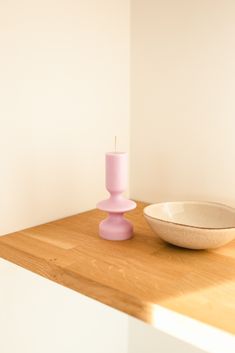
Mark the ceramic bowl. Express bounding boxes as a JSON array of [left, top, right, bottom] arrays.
[[144, 201, 235, 249]]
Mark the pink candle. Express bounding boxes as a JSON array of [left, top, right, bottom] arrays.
[[106, 152, 127, 195], [97, 151, 136, 241]]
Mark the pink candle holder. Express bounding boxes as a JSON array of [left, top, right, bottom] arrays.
[[97, 152, 136, 240]]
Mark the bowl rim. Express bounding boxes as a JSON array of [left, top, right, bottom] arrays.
[[143, 201, 235, 230]]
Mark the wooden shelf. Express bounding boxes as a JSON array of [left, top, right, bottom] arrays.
[[0, 201, 235, 336]]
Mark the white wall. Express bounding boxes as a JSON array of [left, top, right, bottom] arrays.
[[0, 0, 130, 235], [130, 0, 235, 206], [128, 316, 205, 353], [130, 1, 235, 351], [0, 2, 130, 353]]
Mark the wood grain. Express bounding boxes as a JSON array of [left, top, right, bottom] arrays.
[[0, 202, 235, 334]]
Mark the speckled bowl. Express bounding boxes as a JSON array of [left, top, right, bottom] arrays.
[[144, 201, 235, 250]]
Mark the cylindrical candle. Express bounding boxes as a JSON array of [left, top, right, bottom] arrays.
[[106, 152, 127, 194]]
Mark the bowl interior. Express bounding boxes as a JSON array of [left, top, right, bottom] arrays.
[[144, 202, 235, 229]]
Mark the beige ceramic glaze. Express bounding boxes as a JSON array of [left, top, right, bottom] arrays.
[[144, 201, 235, 249]]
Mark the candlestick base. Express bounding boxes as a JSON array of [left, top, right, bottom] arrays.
[[99, 213, 133, 241], [97, 197, 136, 241]]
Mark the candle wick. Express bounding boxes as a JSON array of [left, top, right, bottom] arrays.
[[115, 136, 117, 152]]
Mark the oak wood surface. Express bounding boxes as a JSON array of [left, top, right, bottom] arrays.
[[0, 202, 235, 334]]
